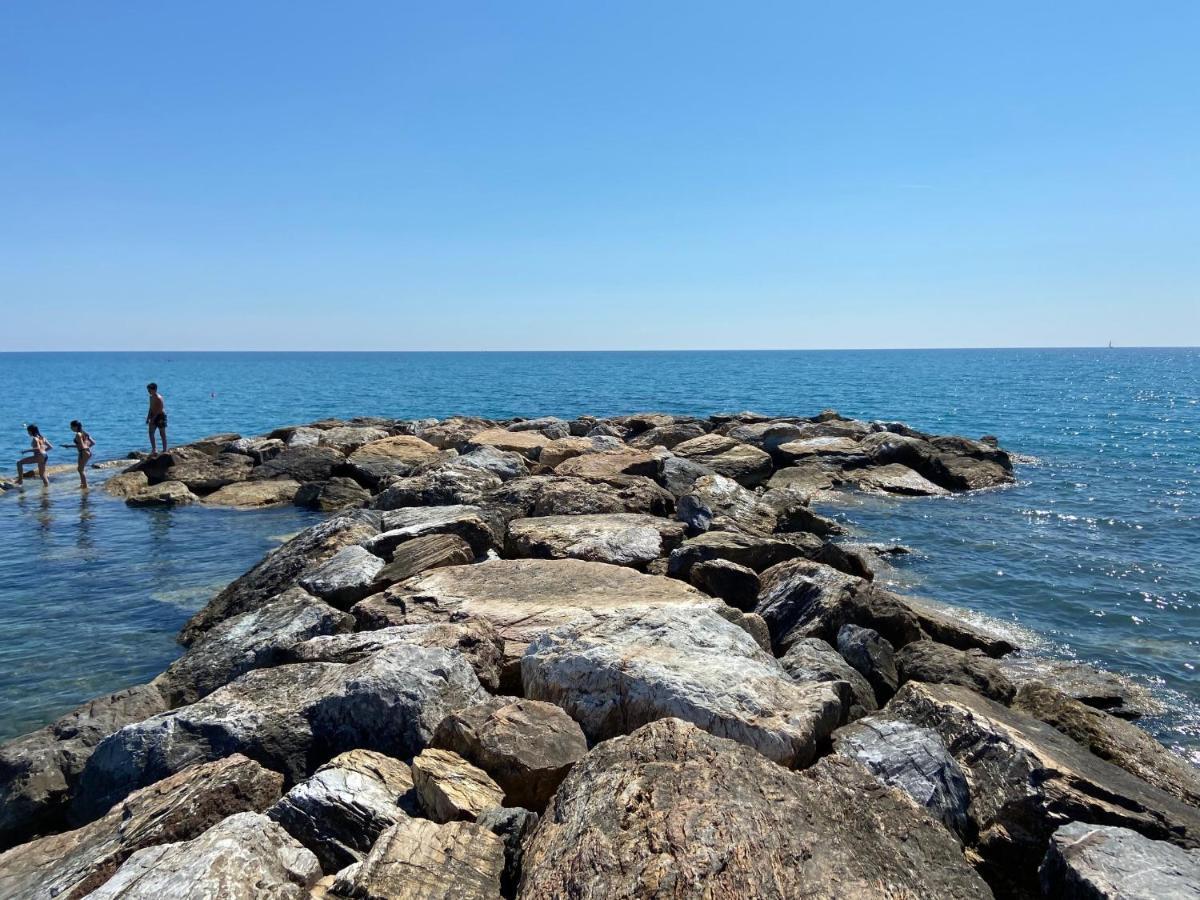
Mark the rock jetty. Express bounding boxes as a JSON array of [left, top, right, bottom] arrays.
[[2, 409, 1196, 898]]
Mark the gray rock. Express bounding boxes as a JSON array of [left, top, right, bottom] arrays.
[[268, 749, 414, 873], [506, 513, 686, 568], [997, 655, 1162, 718], [249, 445, 346, 484], [299, 545, 386, 608], [368, 505, 501, 557], [847, 463, 951, 497], [0, 754, 282, 900], [657, 455, 715, 497], [522, 605, 844, 767], [0, 683, 168, 849], [476, 806, 538, 900], [779, 637, 877, 718], [483, 474, 675, 518], [156, 588, 353, 706], [316, 425, 391, 453], [1040, 821, 1200, 900], [667, 529, 803, 577], [224, 435, 285, 464], [676, 473, 778, 535], [293, 477, 371, 512], [372, 462, 501, 508], [761, 488, 845, 535], [180, 510, 381, 645], [896, 640, 1016, 704], [74, 644, 486, 821], [626, 422, 707, 449], [415, 417, 494, 451], [727, 420, 807, 453], [765, 460, 842, 497], [833, 718, 973, 842], [124, 480, 198, 508], [671, 434, 774, 486], [86, 812, 320, 899], [507, 416, 571, 439], [373, 534, 474, 586], [686, 558, 760, 610], [454, 445, 529, 481], [888, 681, 1200, 894], [432, 698, 587, 813], [519, 718, 992, 899], [754, 558, 865, 652], [329, 817, 504, 900], [343, 435, 445, 488], [838, 624, 898, 702], [164, 452, 254, 495]]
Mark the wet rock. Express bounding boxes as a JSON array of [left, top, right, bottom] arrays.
[[124, 480, 198, 508], [1013, 681, 1200, 807], [670, 433, 773, 486], [676, 473, 778, 535], [475, 806, 537, 900], [162, 452, 254, 495], [467, 428, 550, 460], [329, 817, 503, 900], [522, 605, 844, 767], [0, 754, 282, 900], [294, 477, 371, 512], [0, 683, 168, 849], [201, 478, 301, 508], [888, 681, 1200, 891], [412, 749, 505, 823], [298, 545, 386, 607], [368, 505, 501, 557], [317, 425, 391, 453], [454, 445, 529, 481], [838, 624, 899, 703], [250, 446, 346, 484], [1040, 821, 1200, 900], [181, 510, 381, 645], [432, 698, 587, 813], [343, 435, 444, 488], [686, 558, 760, 610], [372, 463, 501, 508], [779, 637, 877, 719], [268, 749, 414, 873], [896, 640, 1016, 703], [86, 812, 320, 899], [287, 619, 506, 692], [553, 448, 664, 479], [374, 534, 474, 585], [156, 588, 352, 706], [997, 655, 1161, 718], [833, 718, 973, 841], [102, 470, 150, 499], [506, 513, 686, 568], [667, 529, 802, 577], [626, 421, 707, 449], [847, 463, 951, 497], [74, 644, 486, 821], [519, 718, 991, 899]]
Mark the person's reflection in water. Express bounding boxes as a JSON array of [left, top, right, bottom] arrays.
[[77, 492, 96, 557]]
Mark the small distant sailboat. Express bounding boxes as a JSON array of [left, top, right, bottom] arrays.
[[1107, 340, 1114, 349]]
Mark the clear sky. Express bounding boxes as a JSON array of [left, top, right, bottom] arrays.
[[1, 2, 1197, 350]]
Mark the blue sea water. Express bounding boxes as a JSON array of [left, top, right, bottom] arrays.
[[0, 349, 1198, 756]]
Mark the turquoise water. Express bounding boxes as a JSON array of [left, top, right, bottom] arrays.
[[1, 350, 1198, 753]]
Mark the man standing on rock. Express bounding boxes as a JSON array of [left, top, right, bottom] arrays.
[[146, 382, 168, 453]]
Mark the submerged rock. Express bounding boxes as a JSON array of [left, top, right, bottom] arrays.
[[519, 718, 992, 899], [522, 605, 844, 767]]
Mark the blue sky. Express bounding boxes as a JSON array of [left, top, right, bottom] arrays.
[[1, 2, 1197, 350]]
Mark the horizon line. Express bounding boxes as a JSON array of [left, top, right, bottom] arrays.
[[0, 344, 1197, 354]]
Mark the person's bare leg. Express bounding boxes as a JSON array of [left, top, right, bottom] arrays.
[[16, 455, 35, 485], [37, 457, 48, 486], [159, 425, 168, 452], [78, 459, 89, 489], [149, 425, 157, 454]]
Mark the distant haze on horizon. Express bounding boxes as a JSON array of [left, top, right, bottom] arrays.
[[2, 2, 1197, 351]]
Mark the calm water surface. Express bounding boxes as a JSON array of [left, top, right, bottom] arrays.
[[1, 350, 1197, 756]]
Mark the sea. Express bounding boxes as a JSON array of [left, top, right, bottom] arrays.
[[0, 349, 1197, 759]]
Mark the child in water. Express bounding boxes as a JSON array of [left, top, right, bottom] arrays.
[[71, 420, 95, 489], [16, 424, 53, 487]]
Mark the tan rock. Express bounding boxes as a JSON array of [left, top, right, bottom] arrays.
[[411, 749, 504, 823], [103, 470, 149, 499], [553, 449, 663, 479], [201, 479, 301, 508], [467, 428, 550, 459], [124, 481, 197, 508]]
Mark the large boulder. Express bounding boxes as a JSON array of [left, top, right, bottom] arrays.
[[467, 428, 550, 460], [329, 817, 504, 900], [163, 452, 254, 495], [74, 644, 487, 822], [373, 534, 474, 585], [155, 588, 352, 706], [249, 445, 345, 484], [411, 749, 505, 823], [372, 462, 501, 508], [833, 718, 973, 842], [0, 754, 282, 900], [180, 510, 380, 645], [416, 417, 494, 451], [454, 445, 529, 480], [670, 434, 773, 486], [837, 624, 899, 703], [316, 425, 391, 453], [888, 681, 1200, 893], [726, 420, 807, 453], [896, 640, 1016, 704], [553, 449, 664, 480], [997, 655, 1161, 719], [753, 558, 865, 652], [0, 683, 168, 850], [293, 477, 371, 512], [432, 698, 587, 813], [522, 605, 844, 767], [506, 513, 686, 568], [267, 749, 414, 873], [484, 474, 675, 518], [343, 435, 443, 488], [367, 505, 501, 557], [846, 463, 951, 497], [779, 637, 877, 719], [124, 481, 198, 508], [201, 478, 301, 508], [626, 421, 707, 449], [298, 545, 386, 607], [1040, 821, 1200, 900], [685, 558, 760, 610], [537, 436, 622, 469], [507, 416, 571, 439], [519, 718, 992, 899], [1013, 681, 1200, 807], [667, 529, 803, 577], [675, 473, 778, 535], [85, 812, 320, 899]]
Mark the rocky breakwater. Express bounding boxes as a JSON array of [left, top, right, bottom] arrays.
[[0, 409, 1195, 898]]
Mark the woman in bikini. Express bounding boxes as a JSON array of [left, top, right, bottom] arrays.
[[71, 420, 95, 489], [16, 424, 53, 487]]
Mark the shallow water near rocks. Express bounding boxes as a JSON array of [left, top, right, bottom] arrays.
[[0, 349, 1197, 758]]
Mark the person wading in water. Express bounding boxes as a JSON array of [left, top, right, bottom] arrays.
[[71, 420, 95, 489], [16, 424, 52, 487], [146, 383, 168, 453]]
